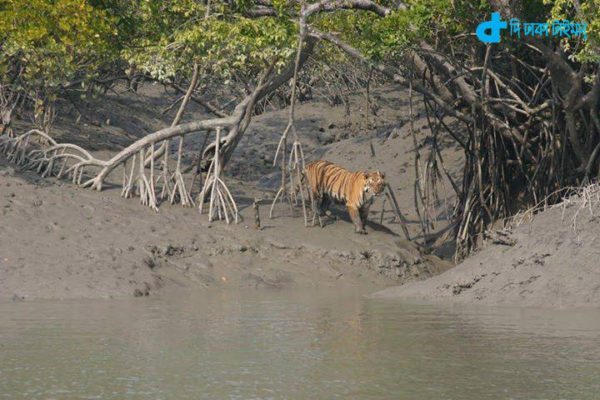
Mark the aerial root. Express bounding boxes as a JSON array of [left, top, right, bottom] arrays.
[[1, 61, 290, 219], [121, 154, 137, 198], [136, 148, 158, 212], [0, 129, 105, 184], [270, 123, 295, 219], [270, 20, 310, 223], [1, 113, 245, 217], [384, 184, 411, 241], [156, 139, 173, 201], [169, 135, 194, 207], [198, 127, 238, 223], [288, 140, 309, 226]]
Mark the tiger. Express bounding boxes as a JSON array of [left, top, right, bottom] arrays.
[[303, 160, 386, 234]]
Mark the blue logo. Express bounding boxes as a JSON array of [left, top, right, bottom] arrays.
[[476, 12, 588, 43], [476, 12, 507, 43]]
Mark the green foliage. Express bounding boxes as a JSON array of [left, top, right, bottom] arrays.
[[0, 0, 497, 93], [544, 0, 600, 63], [0, 0, 117, 91], [123, 5, 298, 81], [1, 0, 597, 116], [313, 0, 488, 63]]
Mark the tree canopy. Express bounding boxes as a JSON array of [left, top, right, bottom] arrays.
[[1, 0, 597, 93]]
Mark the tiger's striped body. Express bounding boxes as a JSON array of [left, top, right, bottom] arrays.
[[304, 160, 386, 234]]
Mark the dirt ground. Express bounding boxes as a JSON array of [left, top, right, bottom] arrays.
[[0, 83, 456, 300], [373, 189, 600, 308], [4, 82, 599, 308]]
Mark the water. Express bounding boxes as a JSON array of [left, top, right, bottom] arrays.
[[1, 289, 599, 400]]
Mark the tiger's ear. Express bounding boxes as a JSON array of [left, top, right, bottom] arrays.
[[363, 172, 369, 179], [380, 171, 385, 179]]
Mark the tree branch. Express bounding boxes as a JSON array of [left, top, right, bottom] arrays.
[[307, 27, 472, 124], [171, 83, 227, 118]]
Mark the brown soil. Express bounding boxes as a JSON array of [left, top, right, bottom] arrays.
[[0, 83, 456, 300], [373, 191, 600, 308]]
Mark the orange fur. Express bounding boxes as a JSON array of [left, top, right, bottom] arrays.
[[304, 160, 386, 234]]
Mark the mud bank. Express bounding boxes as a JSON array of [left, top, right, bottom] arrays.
[[373, 189, 600, 308], [1, 84, 456, 300], [0, 157, 452, 300]]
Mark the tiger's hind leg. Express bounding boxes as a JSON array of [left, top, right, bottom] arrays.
[[310, 191, 324, 228], [319, 195, 337, 221], [348, 205, 367, 234]]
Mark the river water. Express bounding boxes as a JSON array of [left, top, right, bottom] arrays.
[[1, 289, 599, 399]]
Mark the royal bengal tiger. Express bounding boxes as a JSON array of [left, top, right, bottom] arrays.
[[303, 160, 386, 234]]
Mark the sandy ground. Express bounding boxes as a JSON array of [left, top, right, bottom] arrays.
[[373, 192, 600, 308], [0, 83, 456, 300]]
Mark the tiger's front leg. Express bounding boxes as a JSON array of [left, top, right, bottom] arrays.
[[348, 205, 367, 234], [359, 206, 370, 231]]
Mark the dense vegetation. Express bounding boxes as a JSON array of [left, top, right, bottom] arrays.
[[1, 0, 599, 258]]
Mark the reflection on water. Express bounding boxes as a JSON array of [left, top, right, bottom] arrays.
[[1, 289, 599, 399]]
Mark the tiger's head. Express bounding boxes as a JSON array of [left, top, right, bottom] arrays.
[[363, 170, 386, 197]]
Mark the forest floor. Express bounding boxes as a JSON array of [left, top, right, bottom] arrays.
[[0, 82, 459, 300]]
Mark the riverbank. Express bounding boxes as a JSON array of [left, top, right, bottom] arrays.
[[373, 186, 600, 308], [1, 154, 456, 300], [4, 82, 599, 308], [0, 83, 456, 300]]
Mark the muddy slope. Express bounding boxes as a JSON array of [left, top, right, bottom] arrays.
[[373, 193, 600, 308], [1, 84, 456, 300], [0, 157, 453, 300]]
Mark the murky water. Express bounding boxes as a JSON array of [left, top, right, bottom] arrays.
[[1, 289, 599, 400]]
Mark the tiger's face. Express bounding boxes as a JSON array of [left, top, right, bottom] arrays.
[[363, 170, 386, 196]]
